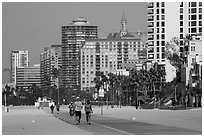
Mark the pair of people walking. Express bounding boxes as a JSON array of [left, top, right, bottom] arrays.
[[69, 98, 93, 125]]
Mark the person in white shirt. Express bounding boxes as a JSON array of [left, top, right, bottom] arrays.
[[74, 97, 83, 125]]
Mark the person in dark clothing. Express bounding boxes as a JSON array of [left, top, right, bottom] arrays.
[[56, 103, 60, 114], [68, 102, 75, 116], [85, 100, 93, 124], [50, 104, 54, 114]]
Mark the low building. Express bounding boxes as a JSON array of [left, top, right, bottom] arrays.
[[16, 64, 40, 91], [182, 34, 202, 87]]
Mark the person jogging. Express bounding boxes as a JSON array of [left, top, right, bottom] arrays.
[[74, 97, 83, 125], [85, 100, 93, 124]]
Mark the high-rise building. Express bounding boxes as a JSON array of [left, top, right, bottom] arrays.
[[40, 45, 62, 92], [80, 14, 147, 91], [16, 64, 41, 91], [10, 50, 29, 85], [147, 2, 202, 64], [61, 17, 98, 91]]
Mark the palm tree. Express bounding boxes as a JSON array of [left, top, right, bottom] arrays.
[[52, 68, 60, 104], [129, 69, 141, 109]]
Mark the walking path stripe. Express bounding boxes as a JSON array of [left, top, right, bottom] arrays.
[[92, 122, 133, 135]]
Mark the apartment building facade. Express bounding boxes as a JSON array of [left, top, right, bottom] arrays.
[[81, 34, 147, 91], [61, 17, 98, 91], [147, 2, 202, 64], [80, 13, 148, 91], [10, 50, 29, 85], [40, 45, 62, 91]]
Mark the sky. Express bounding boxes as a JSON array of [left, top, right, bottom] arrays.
[[2, 2, 148, 68]]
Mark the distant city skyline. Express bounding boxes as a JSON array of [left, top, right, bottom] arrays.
[[2, 2, 148, 68]]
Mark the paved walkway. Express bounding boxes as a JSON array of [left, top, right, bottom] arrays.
[[2, 105, 202, 135], [2, 106, 92, 135], [59, 105, 202, 132]]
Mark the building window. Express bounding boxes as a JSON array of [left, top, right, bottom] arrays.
[[180, 41, 183, 46], [157, 54, 160, 59], [161, 9, 165, 14], [180, 34, 183, 39], [157, 34, 159, 39], [161, 22, 165, 27], [161, 28, 165, 33], [180, 8, 183, 13], [157, 2, 159, 7], [180, 15, 183, 20], [199, 27, 202, 32], [157, 22, 159, 27], [157, 15, 159, 20], [157, 47, 159, 52], [191, 28, 197, 33], [180, 28, 183, 33], [191, 21, 196, 26], [161, 2, 165, 7], [191, 15, 197, 20], [199, 2, 202, 6], [191, 2, 197, 7], [161, 34, 165, 39], [199, 14, 202, 19], [161, 15, 165, 20], [157, 41, 159, 46], [191, 8, 196, 13], [162, 47, 165, 52], [191, 46, 195, 51], [157, 9, 159, 14], [162, 41, 165, 46], [199, 8, 202, 13], [157, 28, 159, 33], [180, 21, 183, 26]]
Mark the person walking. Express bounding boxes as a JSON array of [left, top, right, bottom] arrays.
[[85, 100, 93, 124], [68, 102, 75, 116], [74, 97, 83, 125], [50, 104, 55, 114]]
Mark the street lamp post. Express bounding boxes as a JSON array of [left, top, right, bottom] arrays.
[[58, 81, 59, 104], [4, 93, 7, 112]]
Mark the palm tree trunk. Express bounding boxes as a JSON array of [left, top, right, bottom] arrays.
[[135, 87, 138, 109]]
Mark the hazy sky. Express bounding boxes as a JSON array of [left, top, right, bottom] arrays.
[[2, 2, 148, 68]]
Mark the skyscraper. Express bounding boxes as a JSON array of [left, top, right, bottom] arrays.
[[61, 17, 98, 91], [10, 50, 29, 85], [40, 45, 62, 92], [147, 2, 202, 64]]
